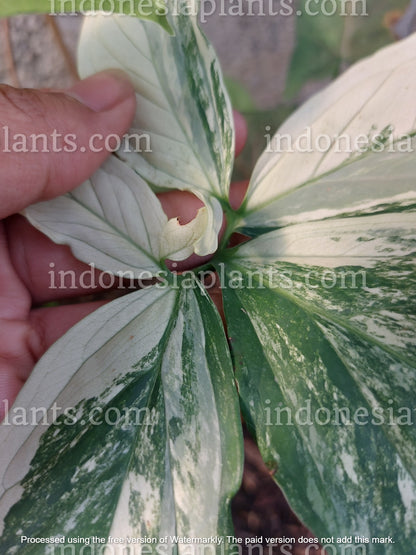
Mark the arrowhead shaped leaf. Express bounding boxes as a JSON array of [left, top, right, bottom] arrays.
[[220, 210, 416, 547], [0, 280, 243, 548]]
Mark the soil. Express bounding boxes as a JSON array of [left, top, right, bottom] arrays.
[[233, 431, 316, 554]]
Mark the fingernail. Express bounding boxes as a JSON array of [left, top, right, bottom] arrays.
[[67, 70, 134, 112]]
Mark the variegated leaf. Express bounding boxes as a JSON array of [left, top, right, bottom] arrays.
[[241, 135, 416, 234], [220, 210, 416, 550], [241, 32, 416, 229], [78, 7, 234, 255], [0, 280, 243, 550]]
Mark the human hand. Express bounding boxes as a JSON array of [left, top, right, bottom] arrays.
[[0, 73, 247, 420]]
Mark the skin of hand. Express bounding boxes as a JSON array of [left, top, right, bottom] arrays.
[[0, 71, 248, 420]]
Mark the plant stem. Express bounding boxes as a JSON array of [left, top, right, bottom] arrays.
[[218, 204, 243, 253]]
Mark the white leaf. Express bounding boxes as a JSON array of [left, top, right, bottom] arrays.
[[24, 156, 167, 276], [243, 32, 416, 219], [242, 136, 416, 231], [25, 155, 224, 274], [77, 10, 234, 199]]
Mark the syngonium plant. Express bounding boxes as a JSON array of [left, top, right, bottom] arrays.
[[1, 3, 416, 553]]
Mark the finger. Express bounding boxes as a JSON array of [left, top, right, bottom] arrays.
[[233, 110, 248, 157], [6, 216, 121, 305], [0, 362, 25, 421], [229, 180, 250, 210], [29, 301, 107, 355], [0, 70, 136, 219], [0, 301, 106, 421], [0, 222, 31, 320]]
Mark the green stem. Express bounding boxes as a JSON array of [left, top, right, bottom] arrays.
[[218, 204, 243, 253]]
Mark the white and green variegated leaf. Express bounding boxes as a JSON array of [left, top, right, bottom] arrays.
[[24, 156, 219, 275], [78, 7, 234, 255], [241, 32, 416, 230], [0, 280, 243, 551], [78, 9, 234, 198], [241, 135, 416, 234], [220, 210, 416, 550]]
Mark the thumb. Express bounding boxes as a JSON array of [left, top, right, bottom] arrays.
[[0, 70, 136, 219]]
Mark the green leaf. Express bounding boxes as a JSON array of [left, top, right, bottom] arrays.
[[285, 0, 409, 99], [0, 279, 243, 549], [0, 0, 172, 34], [220, 210, 416, 549], [241, 32, 416, 228], [224, 77, 255, 113], [77, 7, 234, 254]]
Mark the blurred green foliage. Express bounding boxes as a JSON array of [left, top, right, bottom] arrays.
[[285, 0, 409, 99]]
